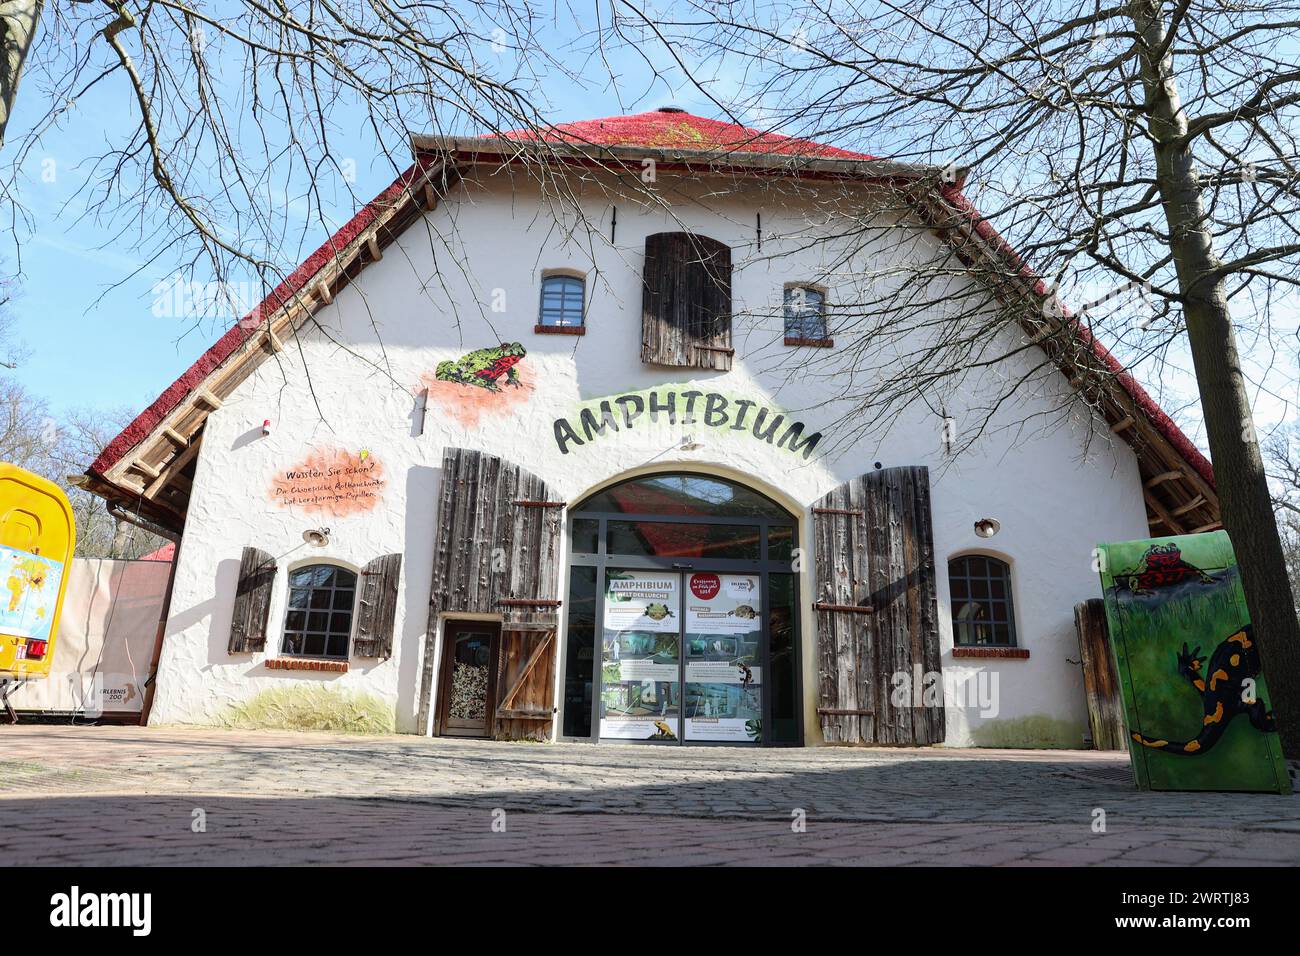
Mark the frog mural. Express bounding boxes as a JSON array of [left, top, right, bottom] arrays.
[[435, 342, 527, 392], [422, 342, 533, 427]]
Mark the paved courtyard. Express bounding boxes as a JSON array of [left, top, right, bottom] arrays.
[[2, 725, 1298, 865]]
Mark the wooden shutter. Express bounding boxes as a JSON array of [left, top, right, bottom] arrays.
[[812, 466, 944, 745], [1073, 599, 1125, 750], [354, 553, 402, 658], [641, 231, 733, 370], [228, 547, 275, 653], [418, 447, 564, 731]]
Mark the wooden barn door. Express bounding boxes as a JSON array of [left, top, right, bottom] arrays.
[[812, 466, 944, 745], [419, 447, 564, 740]]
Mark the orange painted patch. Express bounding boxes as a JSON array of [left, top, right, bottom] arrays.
[[270, 448, 386, 517], [1210, 668, 1229, 691], [1183, 740, 1201, 752], [1229, 631, 1252, 647], [419, 363, 535, 428], [1204, 701, 1224, 725]]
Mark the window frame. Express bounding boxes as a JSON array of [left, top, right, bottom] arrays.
[[536, 270, 587, 333], [279, 560, 360, 660], [782, 283, 832, 347], [947, 552, 1019, 648]]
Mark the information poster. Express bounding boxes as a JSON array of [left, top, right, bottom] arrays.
[[0, 544, 63, 643], [600, 570, 681, 740], [683, 573, 762, 743]]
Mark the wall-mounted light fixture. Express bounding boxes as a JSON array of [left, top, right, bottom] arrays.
[[974, 517, 1001, 539], [302, 527, 331, 547], [645, 433, 706, 464]]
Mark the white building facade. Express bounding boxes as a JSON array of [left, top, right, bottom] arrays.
[[84, 110, 1220, 748]]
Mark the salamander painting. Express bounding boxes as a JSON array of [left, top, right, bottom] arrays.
[[1131, 625, 1276, 755], [1096, 531, 1290, 793], [435, 342, 527, 392]]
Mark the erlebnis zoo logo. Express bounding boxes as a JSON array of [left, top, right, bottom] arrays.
[[49, 886, 151, 936]]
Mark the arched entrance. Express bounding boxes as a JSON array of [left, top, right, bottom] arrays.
[[559, 472, 801, 746]]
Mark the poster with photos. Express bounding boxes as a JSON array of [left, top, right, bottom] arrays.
[[600, 571, 681, 740], [683, 573, 762, 743]]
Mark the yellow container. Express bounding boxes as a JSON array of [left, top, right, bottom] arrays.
[[0, 464, 76, 680]]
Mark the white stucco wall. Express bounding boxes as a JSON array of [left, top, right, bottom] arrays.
[[148, 168, 1150, 745]]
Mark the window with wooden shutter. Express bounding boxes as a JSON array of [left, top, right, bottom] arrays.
[[418, 447, 565, 734], [812, 466, 944, 745], [228, 546, 275, 653], [354, 553, 402, 658], [641, 231, 733, 370]]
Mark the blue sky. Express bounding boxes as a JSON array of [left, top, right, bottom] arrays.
[[2, 13, 692, 421]]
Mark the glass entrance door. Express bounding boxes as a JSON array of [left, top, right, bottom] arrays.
[[599, 569, 682, 740], [566, 472, 801, 746], [682, 572, 763, 743], [598, 568, 763, 744]]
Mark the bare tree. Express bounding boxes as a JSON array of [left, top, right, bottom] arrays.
[[0, 373, 163, 557], [1266, 423, 1300, 608], [2, 0, 591, 344], [607, 1, 1300, 754], [0, 0, 43, 147]]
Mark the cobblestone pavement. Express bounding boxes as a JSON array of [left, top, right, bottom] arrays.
[[2, 725, 1298, 865]]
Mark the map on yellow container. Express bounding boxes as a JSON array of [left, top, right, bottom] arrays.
[[0, 544, 64, 644]]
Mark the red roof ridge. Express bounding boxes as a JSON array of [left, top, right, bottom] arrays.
[[497, 108, 876, 161]]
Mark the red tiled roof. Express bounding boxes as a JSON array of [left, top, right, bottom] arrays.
[[501, 109, 875, 160], [90, 110, 1212, 493]]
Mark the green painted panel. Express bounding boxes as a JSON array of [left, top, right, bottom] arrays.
[[1096, 531, 1289, 794]]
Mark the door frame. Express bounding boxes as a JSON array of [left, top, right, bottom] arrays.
[[434, 618, 502, 738]]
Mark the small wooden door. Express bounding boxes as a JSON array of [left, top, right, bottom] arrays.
[[436, 620, 500, 737]]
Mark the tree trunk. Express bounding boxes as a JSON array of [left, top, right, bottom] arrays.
[[1134, 1, 1300, 758], [0, 0, 44, 150]]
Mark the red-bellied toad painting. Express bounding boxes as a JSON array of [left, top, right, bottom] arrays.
[[419, 341, 535, 427], [270, 447, 386, 517]]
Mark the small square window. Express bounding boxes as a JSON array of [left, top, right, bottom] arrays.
[[784, 286, 827, 340], [539, 275, 585, 327]]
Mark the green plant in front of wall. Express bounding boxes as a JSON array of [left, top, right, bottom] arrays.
[[220, 685, 395, 734]]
